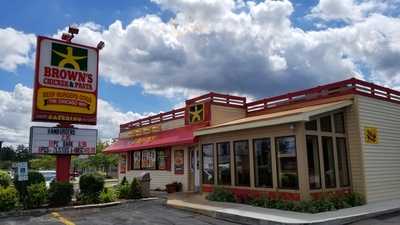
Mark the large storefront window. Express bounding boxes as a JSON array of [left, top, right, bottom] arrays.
[[202, 144, 214, 184], [306, 135, 321, 189], [322, 136, 336, 188], [253, 138, 272, 188], [276, 136, 298, 189], [131, 149, 167, 170], [234, 141, 250, 186], [217, 142, 231, 185], [336, 138, 350, 187]]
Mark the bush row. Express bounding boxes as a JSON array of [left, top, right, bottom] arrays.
[[0, 171, 73, 212], [207, 187, 364, 214]]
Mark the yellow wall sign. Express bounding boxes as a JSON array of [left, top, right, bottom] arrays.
[[365, 127, 378, 144], [189, 104, 204, 123], [37, 87, 96, 114]]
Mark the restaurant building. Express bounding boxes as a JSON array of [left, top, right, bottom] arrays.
[[104, 78, 400, 203]]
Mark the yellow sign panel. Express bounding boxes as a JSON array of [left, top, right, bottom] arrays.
[[37, 88, 96, 114], [365, 127, 378, 144]]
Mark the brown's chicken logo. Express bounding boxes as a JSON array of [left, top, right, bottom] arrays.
[[365, 127, 378, 144], [189, 104, 204, 123]]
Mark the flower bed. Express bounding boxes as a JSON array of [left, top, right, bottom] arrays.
[[207, 187, 364, 214]]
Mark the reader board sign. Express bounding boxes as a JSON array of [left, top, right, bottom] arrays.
[[30, 126, 97, 155], [32, 36, 99, 125]]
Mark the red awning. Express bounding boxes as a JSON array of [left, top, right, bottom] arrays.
[[104, 125, 202, 154]]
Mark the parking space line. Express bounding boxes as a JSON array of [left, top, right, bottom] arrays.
[[51, 212, 75, 225]]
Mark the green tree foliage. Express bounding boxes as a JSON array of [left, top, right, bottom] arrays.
[[72, 142, 118, 177], [30, 155, 56, 170]]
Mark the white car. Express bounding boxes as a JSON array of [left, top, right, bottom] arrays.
[[39, 170, 56, 188]]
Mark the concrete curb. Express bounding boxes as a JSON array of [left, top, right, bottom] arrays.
[[166, 200, 400, 225], [0, 197, 160, 219]]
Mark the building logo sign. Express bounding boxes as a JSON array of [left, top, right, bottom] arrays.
[[32, 36, 99, 125], [189, 104, 204, 123], [365, 127, 378, 144]]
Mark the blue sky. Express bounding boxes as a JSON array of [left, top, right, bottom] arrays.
[[1, 0, 399, 145]]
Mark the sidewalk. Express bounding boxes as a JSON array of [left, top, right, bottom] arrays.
[[166, 193, 400, 225]]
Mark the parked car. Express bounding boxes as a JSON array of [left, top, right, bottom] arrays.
[[39, 170, 56, 188]]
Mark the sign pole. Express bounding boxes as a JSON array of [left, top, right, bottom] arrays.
[[56, 123, 72, 182], [56, 155, 71, 182]]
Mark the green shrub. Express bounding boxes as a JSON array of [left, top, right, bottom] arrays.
[[343, 192, 364, 207], [0, 170, 11, 187], [26, 182, 47, 209], [207, 187, 235, 202], [14, 171, 45, 205], [120, 177, 128, 185], [100, 188, 117, 203], [79, 173, 104, 204], [48, 182, 73, 207], [0, 186, 18, 211], [129, 178, 142, 199], [117, 184, 130, 199]]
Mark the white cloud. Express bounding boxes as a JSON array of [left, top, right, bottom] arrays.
[[309, 0, 392, 22], [0, 27, 35, 72], [0, 84, 148, 146]]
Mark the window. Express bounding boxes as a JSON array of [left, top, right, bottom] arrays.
[[320, 115, 332, 132], [306, 135, 321, 189], [234, 141, 250, 186], [217, 142, 231, 185], [133, 151, 141, 169], [142, 149, 156, 169], [322, 136, 336, 188], [131, 149, 167, 170], [157, 150, 166, 170], [202, 144, 214, 184], [336, 138, 350, 187], [276, 136, 298, 189], [334, 113, 345, 133], [305, 120, 317, 131], [253, 138, 272, 188]]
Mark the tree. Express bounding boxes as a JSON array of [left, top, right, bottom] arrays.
[[72, 142, 118, 177], [30, 155, 56, 170]]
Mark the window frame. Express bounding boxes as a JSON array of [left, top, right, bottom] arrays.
[[233, 140, 251, 187], [216, 141, 231, 186], [275, 135, 299, 190], [201, 143, 215, 185], [130, 149, 168, 171], [306, 135, 322, 190], [305, 110, 349, 190], [253, 138, 273, 188]]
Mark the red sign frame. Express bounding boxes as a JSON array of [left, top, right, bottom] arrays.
[[32, 36, 99, 125]]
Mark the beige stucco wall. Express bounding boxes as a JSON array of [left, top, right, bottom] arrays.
[[210, 105, 246, 126], [357, 95, 400, 202], [119, 146, 190, 191]]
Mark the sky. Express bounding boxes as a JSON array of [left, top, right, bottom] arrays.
[[1, 0, 400, 146]]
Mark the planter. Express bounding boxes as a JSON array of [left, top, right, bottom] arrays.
[[165, 184, 177, 193]]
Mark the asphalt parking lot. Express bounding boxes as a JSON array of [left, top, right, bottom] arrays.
[[0, 199, 238, 225], [349, 211, 400, 225]]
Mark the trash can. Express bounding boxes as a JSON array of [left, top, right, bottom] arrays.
[[139, 172, 151, 197]]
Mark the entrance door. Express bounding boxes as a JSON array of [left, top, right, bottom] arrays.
[[189, 146, 200, 192]]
